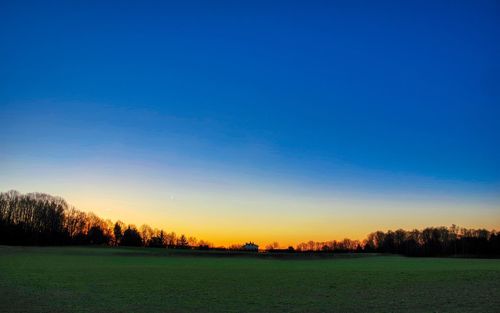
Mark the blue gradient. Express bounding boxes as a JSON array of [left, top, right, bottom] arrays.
[[1, 1, 499, 198]]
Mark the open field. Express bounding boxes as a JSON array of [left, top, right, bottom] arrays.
[[1, 246, 499, 312]]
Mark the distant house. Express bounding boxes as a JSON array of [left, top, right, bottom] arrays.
[[242, 242, 259, 251]]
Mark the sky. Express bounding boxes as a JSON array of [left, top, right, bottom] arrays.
[[1, 0, 499, 247]]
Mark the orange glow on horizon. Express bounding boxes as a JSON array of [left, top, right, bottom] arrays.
[[2, 164, 499, 248]]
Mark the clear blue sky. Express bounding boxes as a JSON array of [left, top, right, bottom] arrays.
[[1, 1, 499, 244]]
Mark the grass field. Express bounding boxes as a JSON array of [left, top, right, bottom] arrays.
[[0, 246, 499, 312]]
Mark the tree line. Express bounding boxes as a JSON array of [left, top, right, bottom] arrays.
[[0, 190, 211, 249], [1, 190, 499, 256], [294, 225, 500, 256]]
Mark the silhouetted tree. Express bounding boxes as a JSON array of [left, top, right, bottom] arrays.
[[177, 234, 189, 248], [164, 232, 177, 248], [120, 226, 143, 247], [197, 240, 212, 250], [87, 226, 110, 245], [113, 221, 124, 246], [265, 242, 280, 251], [149, 230, 166, 248]]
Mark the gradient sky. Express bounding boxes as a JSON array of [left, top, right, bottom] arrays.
[[1, 1, 499, 247]]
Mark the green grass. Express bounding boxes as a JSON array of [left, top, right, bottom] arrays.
[[1, 246, 499, 312]]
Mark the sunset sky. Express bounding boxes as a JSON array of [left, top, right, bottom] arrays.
[[1, 1, 499, 247]]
